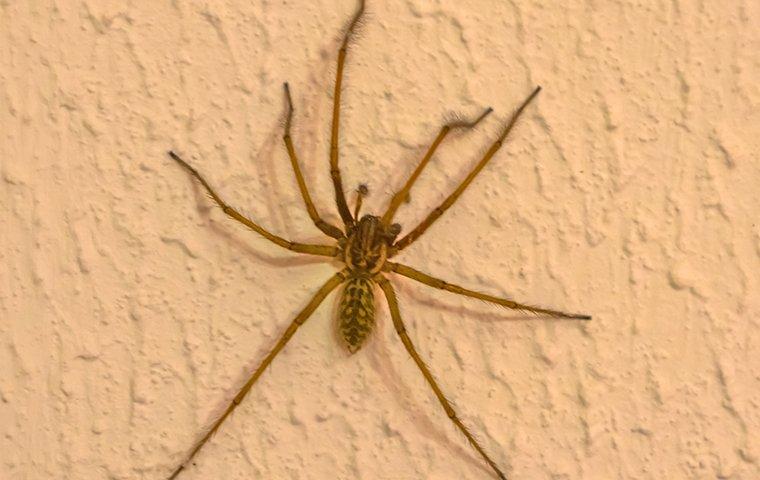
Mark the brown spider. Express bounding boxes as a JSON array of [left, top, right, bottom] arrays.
[[166, 1, 590, 478]]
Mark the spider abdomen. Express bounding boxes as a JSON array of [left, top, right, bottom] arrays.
[[338, 277, 375, 353]]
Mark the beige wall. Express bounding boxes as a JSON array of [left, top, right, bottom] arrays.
[[2, 1, 758, 479]]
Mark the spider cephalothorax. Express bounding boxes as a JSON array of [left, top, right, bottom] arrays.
[[343, 214, 400, 274], [339, 214, 401, 352], [166, 1, 590, 479]]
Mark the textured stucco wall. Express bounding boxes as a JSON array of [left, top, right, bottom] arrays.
[[2, 1, 759, 479]]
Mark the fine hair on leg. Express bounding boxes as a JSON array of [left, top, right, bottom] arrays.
[[392, 87, 542, 254], [168, 270, 347, 479], [329, 0, 367, 227], [375, 275, 508, 480], [282, 83, 345, 240], [167, 151, 338, 257], [381, 107, 493, 225], [385, 261, 591, 320]]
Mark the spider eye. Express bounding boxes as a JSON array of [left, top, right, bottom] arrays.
[[389, 223, 402, 236]]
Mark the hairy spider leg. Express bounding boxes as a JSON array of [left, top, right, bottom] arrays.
[[386, 262, 591, 320], [376, 276, 508, 480], [283, 83, 345, 240], [168, 271, 348, 480], [330, 0, 366, 228], [167, 151, 338, 257], [392, 87, 542, 254], [381, 107, 493, 226]]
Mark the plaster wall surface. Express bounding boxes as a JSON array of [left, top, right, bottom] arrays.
[[1, 1, 759, 479]]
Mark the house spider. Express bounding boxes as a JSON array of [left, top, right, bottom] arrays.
[[166, 1, 590, 478]]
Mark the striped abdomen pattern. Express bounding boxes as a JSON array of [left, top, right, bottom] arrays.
[[338, 277, 375, 353]]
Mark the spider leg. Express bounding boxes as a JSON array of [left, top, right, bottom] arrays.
[[381, 107, 493, 225], [168, 151, 338, 257], [386, 262, 590, 320], [392, 87, 541, 254], [168, 270, 347, 480], [329, 0, 366, 228], [376, 275, 508, 480], [283, 83, 345, 240]]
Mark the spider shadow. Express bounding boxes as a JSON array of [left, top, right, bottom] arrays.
[[366, 297, 497, 478], [180, 152, 338, 269], [210, 216, 335, 269], [249, 53, 342, 237], [196, 288, 341, 465], [179, 62, 345, 270], [364, 279, 580, 475], [394, 277, 573, 323], [180, 184, 331, 270]]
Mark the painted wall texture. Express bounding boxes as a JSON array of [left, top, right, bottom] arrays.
[[2, 1, 759, 479]]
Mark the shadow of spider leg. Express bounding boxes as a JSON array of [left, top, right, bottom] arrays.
[[381, 107, 493, 225], [282, 83, 345, 240], [167, 270, 348, 480], [328, 0, 365, 228], [391, 87, 542, 255], [376, 276, 508, 480], [167, 151, 338, 258], [386, 262, 591, 320]]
